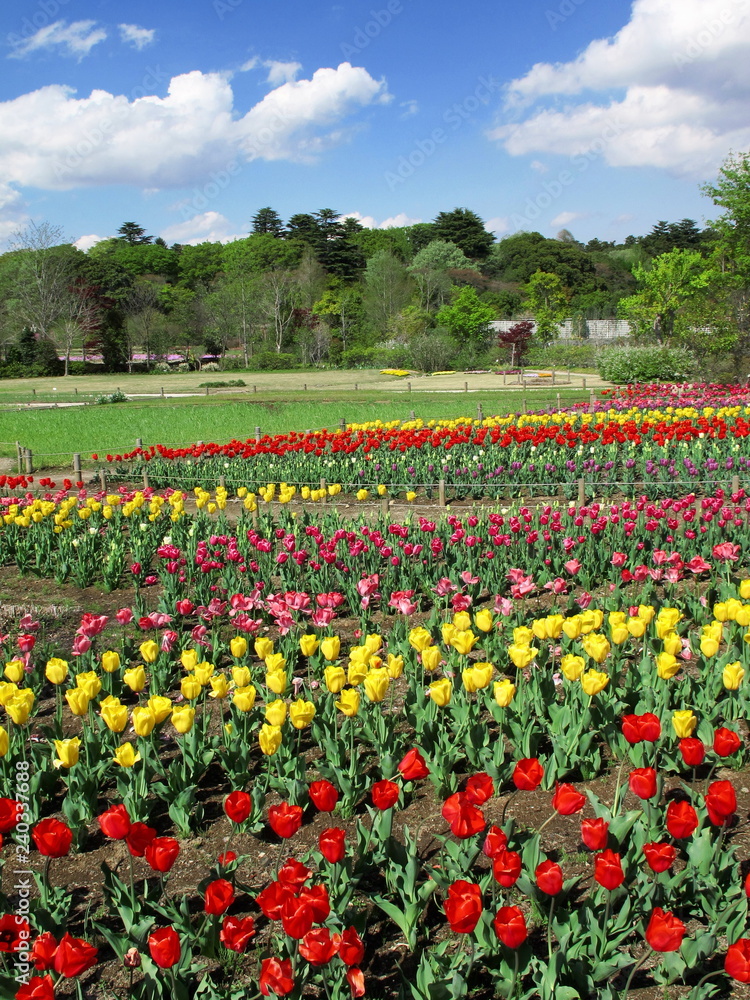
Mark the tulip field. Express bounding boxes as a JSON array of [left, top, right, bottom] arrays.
[[3, 384, 750, 998]]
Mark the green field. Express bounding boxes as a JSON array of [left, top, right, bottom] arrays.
[[2, 369, 601, 470]]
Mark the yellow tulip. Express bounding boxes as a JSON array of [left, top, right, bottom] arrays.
[[254, 637, 275, 660], [171, 706, 195, 734], [180, 648, 199, 670], [324, 665, 346, 694], [0, 725, 8, 757], [656, 609, 681, 638], [740, 580, 750, 600], [662, 632, 683, 656], [450, 630, 479, 655], [441, 623, 457, 646], [209, 675, 230, 700], [193, 662, 214, 685], [349, 646, 372, 668], [4, 661, 24, 684], [725, 599, 743, 621], [736, 606, 750, 627], [259, 723, 282, 756], [113, 742, 141, 767], [560, 654, 584, 681], [626, 617, 646, 638], [65, 687, 91, 717], [723, 661, 745, 690], [132, 706, 157, 737], [703, 621, 723, 641], [699, 637, 720, 658], [513, 626, 534, 645], [148, 695, 172, 724], [53, 737, 80, 769], [421, 646, 442, 672], [265, 669, 287, 696], [562, 617, 583, 640], [336, 689, 361, 717], [581, 633, 611, 664], [377, 484, 387, 496], [493, 679, 516, 707], [0, 683, 17, 707], [232, 685, 257, 711], [321, 636, 341, 661], [45, 658, 69, 685], [181, 676, 202, 700], [232, 666, 251, 688], [230, 636, 248, 659], [123, 666, 147, 693], [356, 488, 369, 501], [289, 698, 316, 729], [713, 602, 729, 623], [76, 671, 102, 699], [581, 670, 610, 696], [608, 611, 627, 627], [265, 699, 287, 725], [386, 654, 404, 679], [656, 652, 680, 679], [429, 678, 452, 707], [139, 640, 159, 664], [299, 635, 320, 657], [100, 695, 128, 732], [637, 605, 655, 623], [580, 610, 604, 634], [462, 662, 494, 692], [347, 662, 368, 687], [508, 644, 538, 669], [7, 690, 34, 725], [364, 633, 383, 653], [452, 611, 472, 631], [672, 710, 697, 738], [472, 609, 493, 633], [408, 627, 433, 652], [609, 623, 630, 646], [101, 650, 121, 674], [364, 668, 390, 703]]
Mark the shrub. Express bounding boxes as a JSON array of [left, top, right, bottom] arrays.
[[598, 345, 699, 384], [200, 362, 220, 372], [152, 362, 172, 374], [409, 331, 458, 373], [249, 351, 297, 371], [94, 389, 128, 405], [198, 380, 246, 388], [525, 343, 600, 369], [220, 355, 247, 372]]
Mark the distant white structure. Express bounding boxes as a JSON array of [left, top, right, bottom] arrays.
[[491, 319, 631, 341]]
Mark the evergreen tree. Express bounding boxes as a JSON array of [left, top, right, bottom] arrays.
[[117, 222, 153, 245], [251, 207, 285, 237]]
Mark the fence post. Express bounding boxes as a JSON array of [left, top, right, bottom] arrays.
[[255, 426, 261, 443], [99, 469, 107, 492], [409, 410, 416, 421], [205, 386, 209, 396], [304, 384, 307, 392], [136, 437, 143, 450], [582, 377, 587, 391], [439, 479, 446, 506], [567, 368, 571, 384], [502, 371, 506, 386], [590, 390, 595, 411], [464, 381, 468, 393], [477, 403, 483, 422], [522, 391, 527, 414], [73, 453, 82, 481], [15, 441, 21, 473], [142, 469, 150, 490], [254, 385, 257, 393], [161, 387, 165, 398], [732, 475, 740, 495], [354, 383, 358, 392], [381, 495, 390, 518], [24, 449, 33, 474], [219, 475, 226, 490], [408, 381, 412, 393], [339, 418, 346, 432], [552, 368, 555, 385], [577, 478, 585, 505], [556, 393, 561, 411], [320, 478, 327, 504]]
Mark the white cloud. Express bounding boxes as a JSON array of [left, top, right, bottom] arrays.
[[341, 211, 421, 229], [8, 20, 107, 60], [240, 57, 260, 72], [530, 160, 548, 174], [264, 60, 303, 86], [160, 211, 245, 245], [399, 99, 419, 118], [74, 233, 106, 251], [551, 211, 583, 227], [118, 24, 156, 51], [0, 63, 390, 195], [491, 0, 750, 176], [484, 216, 509, 234]]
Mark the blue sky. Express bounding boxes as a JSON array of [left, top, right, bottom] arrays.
[[1, 0, 748, 250]]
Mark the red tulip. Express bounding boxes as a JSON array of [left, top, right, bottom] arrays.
[[621, 714, 642, 745], [580, 817, 609, 850], [148, 927, 181, 969], [482, 824, 508, 858], [319, 828, 346, 864], [493, 905, 528, 948], [204, 878, 234, 915], [220, 915, 256, 952], [277, 858, 312, 889], [268, 802, 304, 839], [638, 713, 661, 742], [594, 850, 625, 891], [224, 791, 252, 824], [398, 748, 430, 781], [259, 957, 294, 997], [443, 880, 483, 933], [665, 800, 698, 839], [643, 842, 676, 873], [32, 818, 73, 858], [52, 933, 98, 977], [535, 860, 563, 896], [30, 932, 58, 970], [218, 850, 237, 867], [15, 975, 55, 1000], [280, 895, 315, 939], [552, 783, 586, 815], [628, 767, 657, 800], [0, 915, 29, 954], [679, 738, 705, 767], [125, 822, 157, 858], [308, 780, 339, 812], [298, 884, 330, 923], [705, 780, 737, 825], [645, 907, 685, 952], [493, 849, 522, 888], [299, 927, 340, 965], [0, 799, 22, 834], [98, 804, 131, 840], [465, 772, 494, 805], [256, 881, 293, 920], [347, 967, 366, 998], [144, 836, 180, 873], [725, 938, 750, 982], [339, 926, 365, 966], [512, 758, 544, 791], [442, 792, 486, 838], [714, 728, 742, 758], [371, 780, 400, 810]]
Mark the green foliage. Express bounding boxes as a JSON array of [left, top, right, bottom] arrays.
[[524, 343, 600, 369], [436, 286, 496, 343], [618, 248, 710, 343], [408, 331, 457, 372], [339, 344, 411, 369], [597, 345, 698, 383], [411, 240, 477, 273], [248, 351, 298, 371], [431, 208, 494, 260], [523, 270, 568, 343], [197, 379, 246, 388], [486, 232, 599, 297], [94, 389, 128, 404]]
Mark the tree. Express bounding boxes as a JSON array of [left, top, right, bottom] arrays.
[[53, 279, 103, 375], [432, 208, 494, 260], [523, 270, 568, 344], [497, 320, 534, 366], [436, 286, 496, 347], [223, 233, 301, 275], [363, 251, 413, 334], [410, 241, 477, 310], [8, 222, 81, 341], [640, 219, 708, 257], [618, 249, 710, 343], [313, 285, 364, 356], [251, 207, 285, 237], [117, 222, 153, 245]]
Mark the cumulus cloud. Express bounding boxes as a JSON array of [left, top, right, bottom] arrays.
[[490, 0, 750, 176], [0, 63, 390, 194], [551, 211, 584, 227], [74, 233, 107, 251], [341, 211, 422, 229], [8, 20, 107, 60], [118, 24, 156, 51], [160, 211, 245, 245], [264, 60, 303, 86], [484, 216, 509, 234]]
